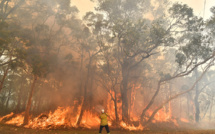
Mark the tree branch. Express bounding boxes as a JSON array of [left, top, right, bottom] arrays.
[[144, 57, 214, 126]]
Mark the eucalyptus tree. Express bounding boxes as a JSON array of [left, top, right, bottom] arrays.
[[84, 0, 215, 126], [0, 0, 26, 93], [84, 0, 172, 123], [173, 5, 213, 123], [141, 3, 215, 125], [5, 0, 81, 125]]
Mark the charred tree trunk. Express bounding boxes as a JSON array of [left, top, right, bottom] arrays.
[[140, 81, 161, 124], [76, 57, 92, 126], [76, 50, 100, 126], [114, 92, 119, 124], [74, 48, 84, 113], [88, 67, 95, 110], [76, 98, 86, 126], [121, 63, 129, 123], [23, 75, 37, 125]]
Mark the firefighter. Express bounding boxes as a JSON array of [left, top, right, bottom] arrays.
[[99, 109, 110, 134]]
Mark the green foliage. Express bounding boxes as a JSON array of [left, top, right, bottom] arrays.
[[30, 56, 50, 78], [175, 52, 186, 67], [207, 6, 215, 36], [170, 3, 213, 67], [149, 21, 166, 45], [169, 3, 193, 20], [159, 72, 171, 80]]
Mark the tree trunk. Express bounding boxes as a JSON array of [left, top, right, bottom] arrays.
[[180, 96, 182, 118], [76, 58, 92, 126], [79, 48, 84, 97], [36, 93, 42, 113], [76, 99, 86, 126], [121, 64, 129, 123], [88, 67, 95, 110], [15, 90, 21, 113], [209, 96, 214, 121], [74, 48, 84, 116], [15, 79, 24, 113], [194, 68, 200, 123], [114, 91, 119, 124], [140, 81, 161, 124], [23, 75, 37, 125], [5, 86, 12, 109], [143, 64, 209, 126], [187, 93, 190, 119], [0, 66, 9, 92], [0, 91, 7, 110]]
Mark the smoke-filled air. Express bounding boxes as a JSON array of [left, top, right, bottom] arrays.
[[0, 0, 215, 133]]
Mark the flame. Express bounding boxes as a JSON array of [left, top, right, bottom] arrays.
[[0, 86, 189, 130], [106, 90, 124, 122], [180, 118, 189, 123], [0, 105, 185, 130], [79, 110, 100, 128], [0, 106, 101, 129], [120, 121, 144, 130], [130, 84, 139, 122], [27, 107, 74, 129], [147, 107, 179, 127], [6, 114, 24, 126], [0, 112, 14, 122], [27, 106, 100, 129]]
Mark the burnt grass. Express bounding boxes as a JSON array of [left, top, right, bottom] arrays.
[[1, 123, 215, 134]]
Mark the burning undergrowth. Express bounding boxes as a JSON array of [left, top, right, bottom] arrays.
[[0, 105, 190, 130], [0, 87, 191, 131]]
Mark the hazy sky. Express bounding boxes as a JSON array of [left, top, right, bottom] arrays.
[[72, 0, 214, 20]]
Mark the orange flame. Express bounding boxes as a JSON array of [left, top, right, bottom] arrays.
[[180, 118, 189, 123], [120, 121, 144, 130], [6, 114, 24, 126], [0, 86, 188, 130], [0, 112, 14, 122]]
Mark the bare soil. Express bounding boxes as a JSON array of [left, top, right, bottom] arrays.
[[1, 124, 215, 134]]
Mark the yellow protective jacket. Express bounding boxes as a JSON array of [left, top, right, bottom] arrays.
[[100, 113, 108, 126]]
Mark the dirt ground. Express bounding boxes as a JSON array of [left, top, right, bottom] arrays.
[[1, 124, 215, 134]]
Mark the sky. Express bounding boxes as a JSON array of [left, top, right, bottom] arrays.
[[72, 0, 214, 20]]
